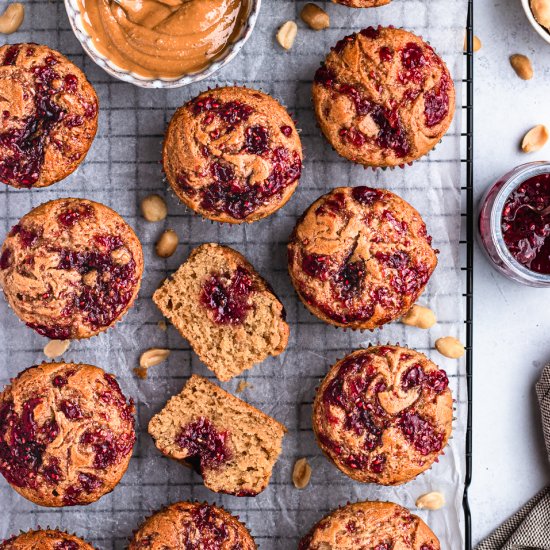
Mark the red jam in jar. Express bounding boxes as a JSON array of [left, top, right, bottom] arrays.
[[501, 173, 550, 274]]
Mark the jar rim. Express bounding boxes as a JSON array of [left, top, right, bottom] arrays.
[[490, 161, 550, 285]]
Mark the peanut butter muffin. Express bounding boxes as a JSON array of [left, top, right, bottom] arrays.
[[0, 362, 135, 507], [163, 86, 302, 223], [299, 501, 440, 549], [288, 186, 437, 329], [148, 375, 286, 496], [0, 198, 144, 339], [312, 26, 455, 168], [312, 346, 452, 485], [129, 501, 256, 549], [0, 43, 98, 188], [153, 243, 289, 381], [1, 529, 95, 549]]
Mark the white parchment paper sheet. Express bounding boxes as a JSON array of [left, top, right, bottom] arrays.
[[0, 0, 468, 548]]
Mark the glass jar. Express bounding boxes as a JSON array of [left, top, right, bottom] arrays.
[[478, 161, 550, 287]]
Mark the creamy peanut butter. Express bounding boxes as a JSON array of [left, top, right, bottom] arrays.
[[77, 0, 249, 78]]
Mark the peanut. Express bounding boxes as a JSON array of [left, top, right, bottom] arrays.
[[416, 491, 445, 510], [44, 339, 70, 359], [155, 229, 178, 258], [139, 348, 170, 368], [0, 3, 24, 35], [277, 21, 298, 50], [510, 54, 533, 80], [141, 194, 167, 222], [435, 336, 465, 359], [521, 124, 549, 152], [464, 34, 481, 52], [292, 457, 312, 489], [531, 0, 550, 29], [300, 3, 329, 30], [401, 304, 437, 329]]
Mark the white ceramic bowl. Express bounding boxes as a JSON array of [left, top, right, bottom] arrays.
[[64, 0, 262, 88], [521, 0, 550, 44]]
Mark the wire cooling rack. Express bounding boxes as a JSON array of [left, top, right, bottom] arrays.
[[0, 0, 474, 548]]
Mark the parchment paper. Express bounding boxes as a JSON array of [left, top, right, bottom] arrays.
[[0, 0, 469, 547]]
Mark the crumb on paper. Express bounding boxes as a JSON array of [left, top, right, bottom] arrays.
[[236, 380, 251, 393], [157, 320, 168, 331], [134, 366, 148, 379]]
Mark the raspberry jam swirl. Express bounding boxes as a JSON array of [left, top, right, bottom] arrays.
[[313, 346, 452, 484]]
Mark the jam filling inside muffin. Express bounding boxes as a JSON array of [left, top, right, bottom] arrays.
[[0, 47, 97, 188], [200, 266, 255, 325], [177, 95, 302, 220]]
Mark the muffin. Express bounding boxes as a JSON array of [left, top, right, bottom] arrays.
[[153, 243, 289, 381], [0, 530, 95, 549], [0, 43, 98, 188], [162, 86, 302, 223], [312, 346, 453, 485], [287, 186, 438, 329], [312, 26, 455, 168], [129, 501, 256, 549], [0, 198, 144, 339], [0, 362, 135, 506], [148, 375, 286, 496], [299, 501, 440, 549], [333, 0, 390, 7]]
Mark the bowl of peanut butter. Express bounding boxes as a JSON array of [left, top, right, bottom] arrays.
[[65, 0, 260, 88]]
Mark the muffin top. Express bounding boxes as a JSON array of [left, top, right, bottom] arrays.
[[0, 362, 135, 507], [312, 26, 455, 167], [313, 346, 453, 485], [0, 198, 143, 339], [129, 501, 257, 549], [299, 501, 440, 550], [1, 529, 95, 549], [287, 186, 438, 329], [0, 43, 98, 188], [163, 86, 302, 223]]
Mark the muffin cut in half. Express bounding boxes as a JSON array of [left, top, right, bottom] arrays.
[[0, 43, 98, 189], [312, 346, 453, 485], [129, 501, 256, 549], [153, 243, 289, 381], [299, 501, 440, 549], [288, 186, 438, 330], [0, 362, 135, 507], [148, 374, 286, 496], [0, 529, 96, 549]]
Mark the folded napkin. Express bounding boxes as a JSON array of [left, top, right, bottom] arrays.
[[475, 364, 550, 549]]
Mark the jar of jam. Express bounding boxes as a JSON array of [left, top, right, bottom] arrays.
[[478, 161, 550, 287]]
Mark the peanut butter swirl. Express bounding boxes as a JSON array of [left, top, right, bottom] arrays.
[[77, 0, 249, 78]]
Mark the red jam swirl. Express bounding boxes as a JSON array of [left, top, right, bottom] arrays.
[[501, 173, 550, 274]]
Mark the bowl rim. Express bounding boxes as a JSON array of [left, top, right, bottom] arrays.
[[520, 0, 550, 44], [64, 0, 262, 89]]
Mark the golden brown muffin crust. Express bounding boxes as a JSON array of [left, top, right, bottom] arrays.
[[129, 501, 257, 549], [0, 362, 135, 507], [1, 529, 96, 549], [312, 346, 453, 485], [0, 198, 144, 339], [312, 26, 455, 167], [287, 186, 437, 329], [0, 43, 98, 188], [163, 86, 302, 223], [299, 501, 441, 549]]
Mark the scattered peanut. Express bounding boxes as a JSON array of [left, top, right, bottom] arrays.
[[139, 348, 170, 368], [236, 380, 251, 393], [464, 34, 481, 52], [401, 304, 437, 329], [0, 3, 24, 35], [416, 491, 445, 510], [292, 457, 312, 489], [141, 194, 167, 222], [155, 229, 179, 258], [521, 124, 549, 153], [531, 0, 550, 30], [44, 339, 70, 359], [277, 21, 298, 50], [510, 54, 533, 80], [300, 3, 330, 30], [435, 336, 465, 359]]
